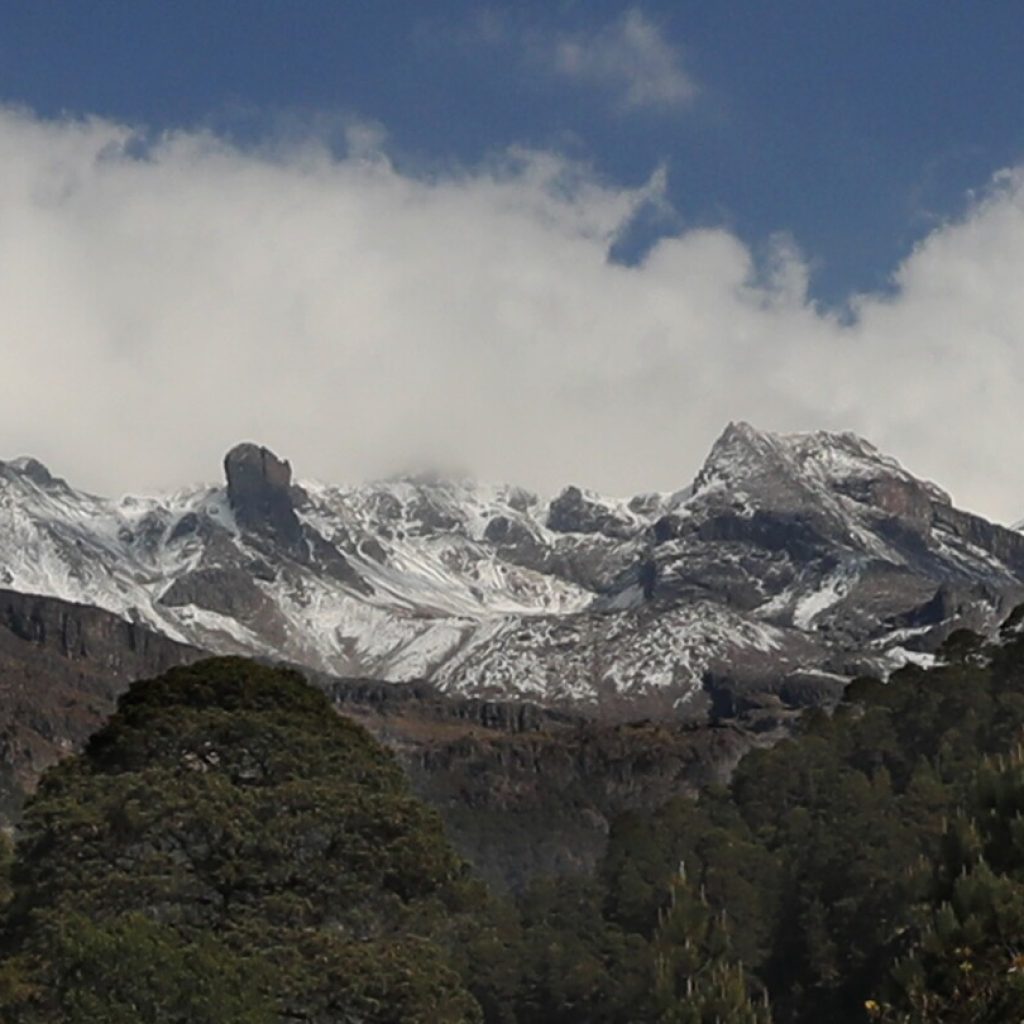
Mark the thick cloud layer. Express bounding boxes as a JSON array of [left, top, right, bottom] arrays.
[[1, 107, 1023, 521]]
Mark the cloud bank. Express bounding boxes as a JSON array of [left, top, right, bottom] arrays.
[[2, 107, 1024, 522]]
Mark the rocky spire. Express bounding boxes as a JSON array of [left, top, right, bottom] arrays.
[[223, 443, 305, 554]]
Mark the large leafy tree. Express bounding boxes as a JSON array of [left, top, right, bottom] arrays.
[[0, 657, 482, 1023]]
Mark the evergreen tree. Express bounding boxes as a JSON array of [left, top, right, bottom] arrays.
[[0, 658, 482, 1024]]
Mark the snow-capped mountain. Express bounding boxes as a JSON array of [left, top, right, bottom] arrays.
[[2, 424, 1023, 716]]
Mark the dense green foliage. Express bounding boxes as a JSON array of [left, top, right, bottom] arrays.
[[0, 833, 10, 909], [544, 622, 1024, 1023], [7, 629, 1024, 1021], [0, 658, 482, 1023], [458, 618, 1024, 1022]]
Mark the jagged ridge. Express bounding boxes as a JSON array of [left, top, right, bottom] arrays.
[[1, 422, 1023, 714]]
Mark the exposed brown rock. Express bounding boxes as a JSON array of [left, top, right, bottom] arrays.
[[932, 502, 1024, 572], [320, 674, 779, 890], [866, 477, 935, 529], [0, 589, 202, 819]]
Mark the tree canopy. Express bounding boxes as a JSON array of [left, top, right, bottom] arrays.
[[0, 657, 482, 1023], [8, 627, 1024, 1022]]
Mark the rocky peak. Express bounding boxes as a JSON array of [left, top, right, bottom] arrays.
[[783, 431, 950, 504], [223, 443, 305, 553], [691, 422, 949, 519], [6, 457, 63, 489], [225, 443, 292, 492], [4, 425, 1024, 720], [693, 422, 788, 485], [690, 422, 817, 513]]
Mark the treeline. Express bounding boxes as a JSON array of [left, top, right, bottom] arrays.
[[4, 626, 1024, 1022]]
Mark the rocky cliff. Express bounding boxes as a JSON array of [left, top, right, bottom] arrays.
[[321, 673, 780, 889], [0, 591, 782, 889], [0, 588, 201, 818]]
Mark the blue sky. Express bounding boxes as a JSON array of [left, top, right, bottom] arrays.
[[5, 2, 1023, 305], [4, 3, 1024, 519]]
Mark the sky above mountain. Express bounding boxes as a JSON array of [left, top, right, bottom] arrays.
[[3, 3, 1024, 521]]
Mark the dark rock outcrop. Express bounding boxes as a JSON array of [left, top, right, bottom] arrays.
[[0, 590, 201, 820], [932, 503, 1024, 573], [222, 443, 371, 595], [224, 443, 306, 553], [158, 566, 288, 645], [320, 674, 769, 891], [6, 457, 61, 489], [484, 515, 546, 561], [547, 486, 634, 539]]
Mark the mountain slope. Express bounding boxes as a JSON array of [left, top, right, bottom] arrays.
[[0, 587, 201, 818], [0, 590, 770, 892], [2, 424, 1022, 714]]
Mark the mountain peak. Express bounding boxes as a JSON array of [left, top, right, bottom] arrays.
[[692, 421, 792, 495], [692, 422, 950, 507], [0, 427, 1021, 717], [224, 443, 292, 491], [712, 420, 780, 454], [6, 456, 63, 489], [223, 443, 304, 552]]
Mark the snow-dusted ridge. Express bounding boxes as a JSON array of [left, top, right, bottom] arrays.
[[3, 423, 1024, 714]]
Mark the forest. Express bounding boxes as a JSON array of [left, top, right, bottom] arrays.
[[3, 619, 1024, 1023]]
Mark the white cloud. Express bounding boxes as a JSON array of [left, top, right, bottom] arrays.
[[554, 9, 697, 111], [2, 107, 1024, 523]]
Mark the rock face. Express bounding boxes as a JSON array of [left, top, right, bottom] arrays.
[[0, 593, 777, 894], [640, 424, 1024, 653], [3, 423, 1024, 717], [401, 714, 759, 891], [0, 589, 201, 819], [279, 670, 785, 891], [547, 485, 635, 539], [224, 443, 305, 553], [7, 457, 61, 489]]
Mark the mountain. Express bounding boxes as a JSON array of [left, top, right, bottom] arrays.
[[2, 423, 1023, 717], [0, 588, 760, 890], [0, 588, 201, 819]]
